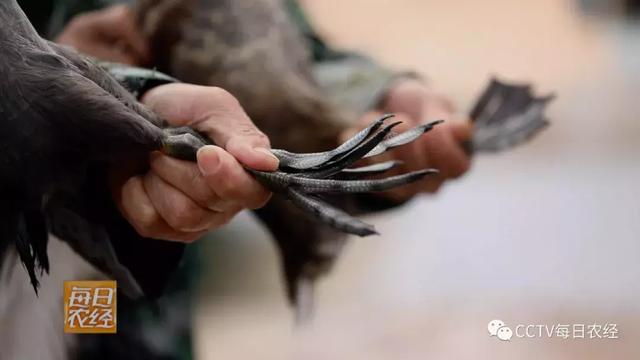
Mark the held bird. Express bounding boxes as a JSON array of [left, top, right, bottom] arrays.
[[133, 0, 554, 316], [0, 0, 436, 298]]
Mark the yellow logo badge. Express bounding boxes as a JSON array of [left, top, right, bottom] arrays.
[[64, 281, 117, 334]]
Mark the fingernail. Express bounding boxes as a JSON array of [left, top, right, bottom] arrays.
[[254, 147, 280, 166], [197, 146, 220, 175]]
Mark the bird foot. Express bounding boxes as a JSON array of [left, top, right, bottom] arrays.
[[468, 78, 555, 153], [250, 115, 442, 236], [158, 117, 441, 236]]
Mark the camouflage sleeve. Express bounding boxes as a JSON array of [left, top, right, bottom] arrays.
[[287, 0, 422, 117], [312, 56, 420, 117]]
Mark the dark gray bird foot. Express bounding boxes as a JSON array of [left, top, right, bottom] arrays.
[[157, 117, 441, 237], [466, 78, 555, 154], [103, 63, 441, 236], [250, 115, 442, 236], [160, 127, 212, 161]]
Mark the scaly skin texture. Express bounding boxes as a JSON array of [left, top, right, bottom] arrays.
[[135, 0, 363, 308]]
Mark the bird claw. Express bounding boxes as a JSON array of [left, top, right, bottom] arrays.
[[156, 116, 441, 237], [271, 114, 393, 170], [251, 115, 442, 236], [101, 63, 443, 236]]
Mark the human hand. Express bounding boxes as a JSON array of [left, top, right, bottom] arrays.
[[112, 84, 278, 243], [341, 79, 472, 202], [55, 5, 149, 66]]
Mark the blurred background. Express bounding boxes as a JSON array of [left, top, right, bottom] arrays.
[[191, 0, 640, 359]]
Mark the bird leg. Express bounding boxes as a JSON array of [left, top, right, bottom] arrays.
[[160, 127, 211, 161], [249, 115, 441, 236], [156, 116, 442, 237], [100, 62, 443, 237]]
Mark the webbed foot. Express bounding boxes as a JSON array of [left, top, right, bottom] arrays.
[[467, 78, 554, 154]]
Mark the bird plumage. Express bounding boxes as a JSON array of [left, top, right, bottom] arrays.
[[0, 0, 182, 297]]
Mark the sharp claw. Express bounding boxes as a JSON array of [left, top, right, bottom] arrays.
[[286, 187, 378, 236], [247, 114, 441, 235], [273, 114, 393, 170], [157, 113, 440, 237], [338, 160, 404, 179], [286, 168, 438, 193], [304, 121, 403, 179], [342, 160, 403, 174], [365, 120, 444, 158]]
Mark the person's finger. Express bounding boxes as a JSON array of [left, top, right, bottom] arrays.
[[56, 6, 148, 65], [148, 152, 223, 210], [143, 171, 224, 233], [85, 5, 149, 61], [450, 121, 474, 143], [142, 84, 279, 171], [425, 123, 471, 179], [105, 6, 150, 64], [197, 145, 272, 210], [115, 177, 214, 243], [117, 176, 182, 239], [381, 79, 427, 120], [421, 178, 445, 194], [442, 136, 472, 178]]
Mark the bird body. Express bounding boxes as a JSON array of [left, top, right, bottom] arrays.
[[0, 0, 436, 300], [134, 0, 366, 309], [0, 0, 171, 295], [0, 0, 553, 311]]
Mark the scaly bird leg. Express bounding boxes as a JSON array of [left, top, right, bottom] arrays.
[[159, 116, 441, 237], [160, 127, 211, 161], [286, 187, 377, 237], [249, 169, 438, 194]]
